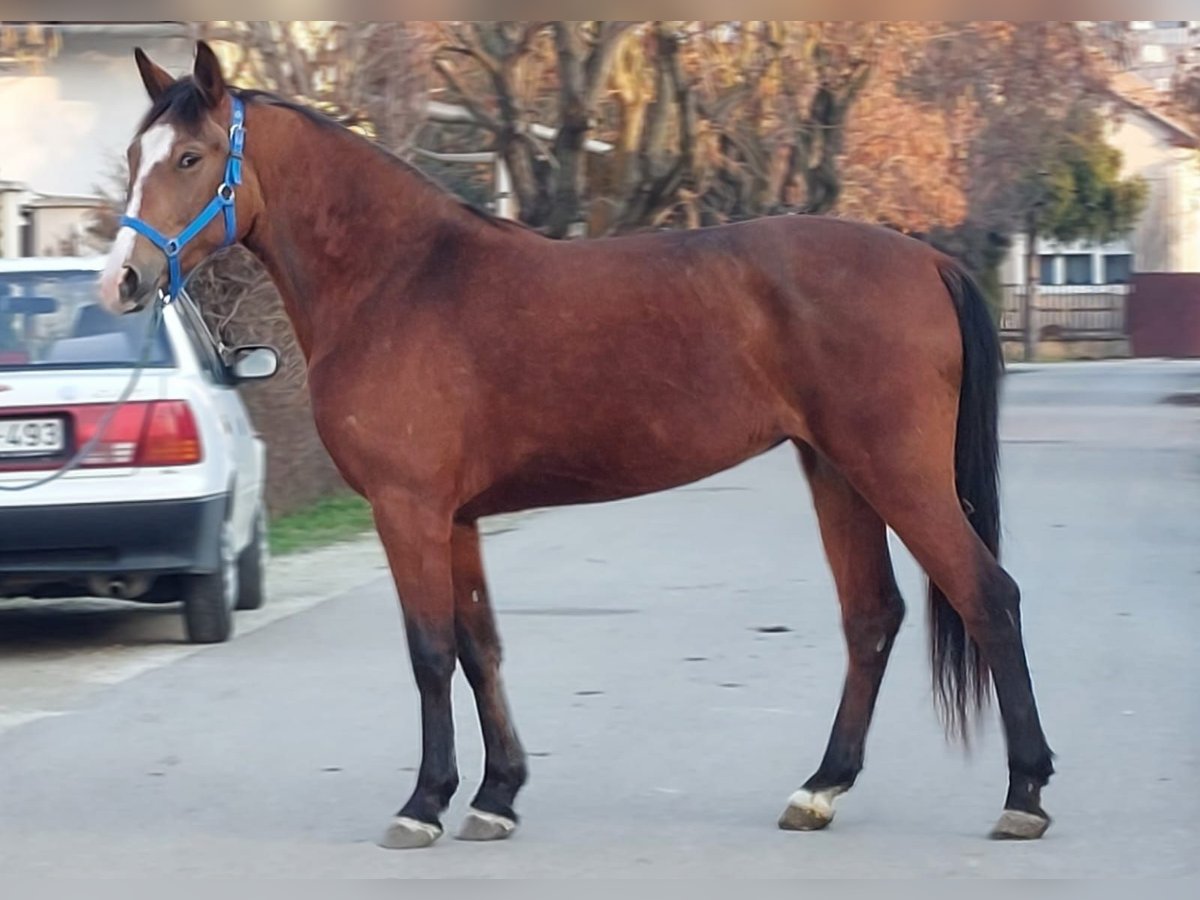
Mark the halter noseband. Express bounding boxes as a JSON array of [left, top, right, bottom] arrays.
[[120, 95, 246, 303]]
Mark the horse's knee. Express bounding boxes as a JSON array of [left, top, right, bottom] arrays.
[[455, 622, 500, 687], [406, 622, 456, 686]]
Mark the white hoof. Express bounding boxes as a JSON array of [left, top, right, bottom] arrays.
[[990, 809, 1051, 840], [379, 816, 443, 849], [456, 807, 518, 842], [778, 788, 841, 831]]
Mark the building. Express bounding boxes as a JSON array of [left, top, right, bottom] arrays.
[[0, 23, 192, 258], [1000, 72, 1200, 287], [0, 183, 109, 257], [1115, 20, 1199, 93]]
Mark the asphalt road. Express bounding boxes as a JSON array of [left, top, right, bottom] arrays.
[[0, 360, 1197, 877]]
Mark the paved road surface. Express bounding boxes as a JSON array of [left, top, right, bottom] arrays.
[[1, 360, 1197, 877]]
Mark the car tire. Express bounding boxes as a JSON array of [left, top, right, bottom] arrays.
[[235, 509, 268, 611], [183, 519, 238, 644]]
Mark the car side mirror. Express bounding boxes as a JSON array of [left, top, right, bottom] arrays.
[[231, 345, 279, 382]]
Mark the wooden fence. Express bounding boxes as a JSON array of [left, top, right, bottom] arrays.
[[998, 284, 1129, 343]]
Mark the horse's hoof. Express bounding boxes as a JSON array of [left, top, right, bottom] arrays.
[[456, 807, 518, 842], [778, 788, 837, 832], [379, 816, 443, 849], [989, 809, 1051, 841]]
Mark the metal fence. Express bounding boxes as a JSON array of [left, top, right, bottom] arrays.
[[998, 284, 1130, 342]]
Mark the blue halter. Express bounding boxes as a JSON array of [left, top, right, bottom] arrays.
[[120, 96, 246, 303]]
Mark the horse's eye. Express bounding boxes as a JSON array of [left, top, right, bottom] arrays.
[[179, 153, 201, 170]]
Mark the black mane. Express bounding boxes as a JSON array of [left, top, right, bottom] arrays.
[[141, 80, 513, 230]]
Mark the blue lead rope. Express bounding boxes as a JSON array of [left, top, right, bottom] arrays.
[[120, 95, 245, 302]]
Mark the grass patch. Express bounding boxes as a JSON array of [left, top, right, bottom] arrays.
[[269, 493, 375, 556]]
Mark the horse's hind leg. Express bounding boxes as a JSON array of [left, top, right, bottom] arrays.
[[833, 446, 1054, 839], [779, 443, 905, 831], [893, 499, 1053, 839], [450, 520, 528, 841]]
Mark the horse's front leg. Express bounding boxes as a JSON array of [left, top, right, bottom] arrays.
[[373, 490, 459, 850], [451, 520, 527, 841]]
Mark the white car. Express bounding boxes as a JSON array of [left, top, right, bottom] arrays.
[[0, 257, 277, 643]]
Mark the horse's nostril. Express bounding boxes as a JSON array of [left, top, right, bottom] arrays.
[[119, 266, 140, 301]]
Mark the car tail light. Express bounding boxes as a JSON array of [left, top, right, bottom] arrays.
[[136, 401, 202, 467], [72, 400, 202, 468], [73, 403, 149, 467]]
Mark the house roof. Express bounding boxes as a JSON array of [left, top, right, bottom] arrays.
[[23, 193, 107, 210], [1107, 70, 1199, 148]]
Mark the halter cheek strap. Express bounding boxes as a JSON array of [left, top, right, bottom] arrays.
[[120, 95, 246, 302]]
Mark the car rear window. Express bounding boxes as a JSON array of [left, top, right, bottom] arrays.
[[0, 269, 172, 370]]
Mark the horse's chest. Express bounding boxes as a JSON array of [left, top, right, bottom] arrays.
[[307, 359, 453, 479]]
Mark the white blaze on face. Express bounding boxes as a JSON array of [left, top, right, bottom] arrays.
[[100, 123, 177, 308]]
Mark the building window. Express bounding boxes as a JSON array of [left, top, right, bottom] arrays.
[[1152, 21, 1186, 29], [1064, 254, 1094, 285], [1103, 254, 1133, 284], [1141, 43, 1166, 63], [1038, 254, 1057, 285]]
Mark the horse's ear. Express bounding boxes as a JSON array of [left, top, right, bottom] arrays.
[[193, 41, 226, 107], [134, 47, 174, 102]]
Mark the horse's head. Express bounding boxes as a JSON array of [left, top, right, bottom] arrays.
[[102, 42, 257, 313]]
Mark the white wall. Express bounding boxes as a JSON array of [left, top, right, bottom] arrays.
[[0, 30, 192, 198], [1108, 106, 1189, 272], [27, 204, 104, 256]]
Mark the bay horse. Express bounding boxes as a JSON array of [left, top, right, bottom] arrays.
[[101, 44, 1054, 847]]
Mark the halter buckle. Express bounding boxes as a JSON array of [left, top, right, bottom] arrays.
[[217, 182, 235, 202]]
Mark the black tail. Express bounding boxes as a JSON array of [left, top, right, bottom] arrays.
[[930, 262, 1004, 741]]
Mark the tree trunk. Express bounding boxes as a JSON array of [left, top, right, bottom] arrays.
[[1023, 222, 1039, 362], [545, 23, 589, 238]]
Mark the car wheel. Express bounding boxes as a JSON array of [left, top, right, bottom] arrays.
[[183, 519, 238, 644], [235, 509, 268, 611]]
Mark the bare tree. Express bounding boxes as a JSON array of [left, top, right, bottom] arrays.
[[194, 22, 429, 153], [430, 21, 636, 235], [430, 21, 898, 234], [683, 22, 884, 223]]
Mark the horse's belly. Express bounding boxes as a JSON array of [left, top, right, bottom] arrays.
[[464, 416, 786, 517]]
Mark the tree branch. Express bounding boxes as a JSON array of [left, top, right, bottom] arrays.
[[432, 57, 502, 133]]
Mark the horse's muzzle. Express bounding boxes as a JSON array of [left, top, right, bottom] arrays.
[[110, 263, 159, 314]]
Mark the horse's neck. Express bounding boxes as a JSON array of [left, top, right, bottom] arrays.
[[241, 108, 473, 357]]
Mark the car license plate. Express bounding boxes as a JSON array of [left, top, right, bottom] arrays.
[[0, 418, 66, 457]]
